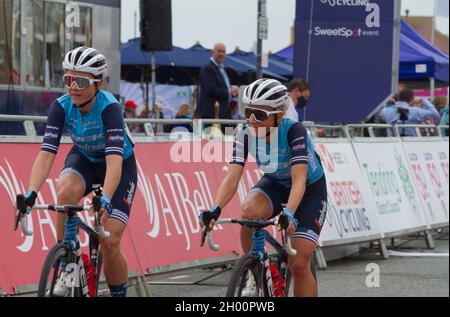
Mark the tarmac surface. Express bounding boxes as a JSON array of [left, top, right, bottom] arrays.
[[137, 229, 449, 297], [10, 229, 449, 297]]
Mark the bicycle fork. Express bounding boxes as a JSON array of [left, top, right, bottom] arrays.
[[250, 230, 275, 297], [62, 216, 90, 297]]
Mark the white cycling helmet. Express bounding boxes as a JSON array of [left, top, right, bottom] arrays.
[[242, 78, 289, 110], [63, 46, 108, 79]]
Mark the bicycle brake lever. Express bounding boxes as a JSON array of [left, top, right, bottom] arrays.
[[200, 225, 209, 247], [14, 195, 26, 231], [200, 212, 213, 247], [15, 195, 33, 236]]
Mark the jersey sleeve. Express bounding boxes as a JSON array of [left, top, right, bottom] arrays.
[[229, 127, 252, 166], [287, 123, 309, 166], [102, 103, 126, 157], [41, 101, 65, 154]]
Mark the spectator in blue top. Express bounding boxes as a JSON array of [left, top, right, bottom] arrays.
[[380, 88, 440, 137], [433, 96, 449, 126]]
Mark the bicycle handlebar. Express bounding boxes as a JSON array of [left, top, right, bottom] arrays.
[[203, 218, 297, 257], [14, 195, 110, 239]]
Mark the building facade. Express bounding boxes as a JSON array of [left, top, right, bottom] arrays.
[[0, 0, 121, 134]]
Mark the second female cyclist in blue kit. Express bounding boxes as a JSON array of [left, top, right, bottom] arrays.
[[200, 78, 328, 297]]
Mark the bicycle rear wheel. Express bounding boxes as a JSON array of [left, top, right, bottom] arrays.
[[37, 243, 69, 297], [226, 254, 263, 297]]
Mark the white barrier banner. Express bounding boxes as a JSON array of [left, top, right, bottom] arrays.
[[314, 142, 383, 245], [352, 141, 428, 236], [402, 140, 449, 227]]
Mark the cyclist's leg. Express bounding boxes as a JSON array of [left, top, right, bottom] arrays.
[[289, 238, 317, 297], [288, 175, 328, 297], [56, 148, 94, 241], [98, 154, 137, 297], [241, 176, 284, 253]]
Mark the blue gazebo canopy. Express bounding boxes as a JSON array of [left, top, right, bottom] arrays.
[[121, 39, 290, 84]]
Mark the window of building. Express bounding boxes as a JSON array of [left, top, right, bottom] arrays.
[[0, 0, 21, 86], [45, 1, 65, 88], [67, 5, 92, 50], [24, 0, 44, 87]]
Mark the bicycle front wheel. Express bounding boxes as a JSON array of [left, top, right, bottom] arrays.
[[37, 243, 69, 297], [226, 254, 263, 297]]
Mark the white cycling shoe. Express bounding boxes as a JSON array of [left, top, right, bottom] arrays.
[[49, 272, 69, 297], [241, 273, 257, 297]]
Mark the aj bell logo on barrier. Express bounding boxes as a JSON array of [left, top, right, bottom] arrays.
[[66, 2, 80, 28]]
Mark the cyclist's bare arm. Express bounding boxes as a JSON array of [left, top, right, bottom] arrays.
[[201, 164, 244, 229], [28, 151, 57, 192], [283, 123, 312, 234], [101, 104, 128, 199], [214, 163, 245, 210], [29, 101, 65, 193], [286, 164, 307, 214], [102, 154, 123, 199]]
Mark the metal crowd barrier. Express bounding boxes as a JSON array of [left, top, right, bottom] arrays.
[[0, 114, 449, 295]]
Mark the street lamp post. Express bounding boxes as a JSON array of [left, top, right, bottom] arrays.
[[256, 0, 268, 79]]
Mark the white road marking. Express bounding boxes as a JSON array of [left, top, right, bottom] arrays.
[[388, 251, 449, 257], [168, 275, 191, 280]]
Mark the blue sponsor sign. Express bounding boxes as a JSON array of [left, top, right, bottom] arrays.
[[294, 0, 400, 123]]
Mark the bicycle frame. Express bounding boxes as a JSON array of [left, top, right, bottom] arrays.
[[204, 217, 297, 297], [15, 194, 110, 297]]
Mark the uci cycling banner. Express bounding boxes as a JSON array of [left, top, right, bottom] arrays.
[[293, 0, 400, 122]]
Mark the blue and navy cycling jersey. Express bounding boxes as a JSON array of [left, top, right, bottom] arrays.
[[230, 118, 324, 187], [42, 90, 134, 163]]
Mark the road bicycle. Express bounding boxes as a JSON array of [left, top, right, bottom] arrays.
[[15, 186, 110, 297]]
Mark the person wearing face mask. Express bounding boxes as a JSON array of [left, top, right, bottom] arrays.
[[199, 79, 327, 297], [18, 47, 137, 297], [284, 79, 312, 122]]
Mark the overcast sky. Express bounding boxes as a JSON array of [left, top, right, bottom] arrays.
[[121, 0, 450, 52]]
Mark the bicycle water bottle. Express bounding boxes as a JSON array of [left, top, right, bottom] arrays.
[[269, 263, 284, 297], [82, 253, 96, 297]]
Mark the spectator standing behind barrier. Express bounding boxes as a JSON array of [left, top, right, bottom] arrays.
[[284, 79, 312, 122], [386, 83, 406, 106], [195, 43, 239, 121], [433, 96, 449, 126], [171, 104, 193, 132], [124, 100, 140, 133], [379, 88, 440, 137]]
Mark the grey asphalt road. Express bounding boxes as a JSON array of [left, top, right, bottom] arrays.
[[141, 229, 449, 297], [10, 229, 448, 297]]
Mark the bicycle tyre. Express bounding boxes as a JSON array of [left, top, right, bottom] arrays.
[[226, 254, 263, 297], [37, 243, 69, 297], [94, 249, 103, 296]]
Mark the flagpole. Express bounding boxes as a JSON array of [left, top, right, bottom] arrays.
[[432, 0, 437, 45]]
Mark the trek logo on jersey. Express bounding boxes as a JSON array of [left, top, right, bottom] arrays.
[[44, 132, 59, 140], [107, 135, 125, 142]]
